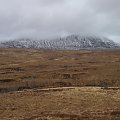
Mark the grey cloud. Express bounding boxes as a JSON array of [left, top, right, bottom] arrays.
[[0, 0, 120, 43]]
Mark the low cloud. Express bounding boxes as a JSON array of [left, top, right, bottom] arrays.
[[0, 0, 120, 42]]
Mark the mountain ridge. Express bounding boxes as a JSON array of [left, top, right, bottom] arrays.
[[0, 34, 120, 50]]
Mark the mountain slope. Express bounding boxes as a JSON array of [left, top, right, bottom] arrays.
[[0, 35, 119, 50]]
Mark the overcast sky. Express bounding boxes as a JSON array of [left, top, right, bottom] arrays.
[[0, 0, 120, 43]]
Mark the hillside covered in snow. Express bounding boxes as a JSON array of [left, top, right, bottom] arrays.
[[0, 34, 120, 50]]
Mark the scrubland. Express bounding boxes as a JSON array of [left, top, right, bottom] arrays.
[[0, 48, 120, 120]]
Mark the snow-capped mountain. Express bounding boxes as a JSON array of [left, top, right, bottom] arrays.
[[0, 34, 120, 50]]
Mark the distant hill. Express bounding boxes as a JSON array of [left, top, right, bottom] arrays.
[[0, 34, 120, 50]]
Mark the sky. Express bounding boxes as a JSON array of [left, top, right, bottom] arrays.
[[0, 0, 120, 43]]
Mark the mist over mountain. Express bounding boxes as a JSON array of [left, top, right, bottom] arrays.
[[0, 34, 120, 50]]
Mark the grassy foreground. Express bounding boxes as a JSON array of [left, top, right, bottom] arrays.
[[0, 48, 120, 119], [0, 87, 120, 120]]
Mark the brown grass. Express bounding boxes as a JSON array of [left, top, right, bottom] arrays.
[[0, 48, 120, 92], [0, 87, 120, 120], [0, 48, 120, 119]]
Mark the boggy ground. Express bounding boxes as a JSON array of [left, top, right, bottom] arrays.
[[0, 48, 120, 120], [0, 87, 120, 120], [0, 48, 120, 92]]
